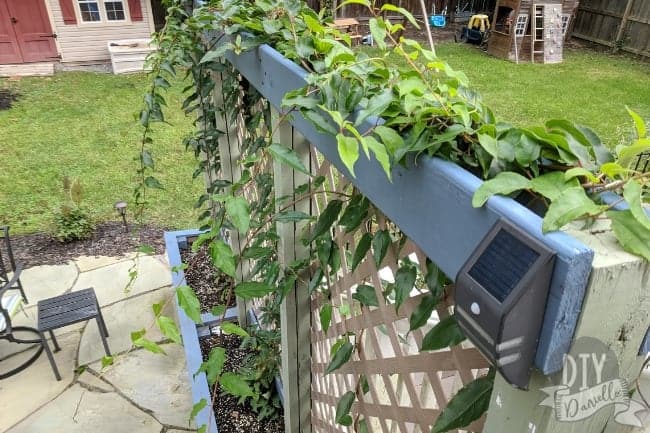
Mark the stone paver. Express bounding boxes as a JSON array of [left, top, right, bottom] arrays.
[[92, 343, 194, 427], [77, 286, 175, 366], [20, 262, 78, 301], [72, 255, 171, 306], [0, 331, 80, 431], [7, 384, 162, 433], [2, 251, 193, 433], [78, 370, 114, 392], [74, 254, 136, 273]]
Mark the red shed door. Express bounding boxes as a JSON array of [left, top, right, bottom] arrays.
[[0, 0, 22, 63], [2, 0, 58, 64]]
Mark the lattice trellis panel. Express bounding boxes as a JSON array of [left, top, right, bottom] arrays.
[[309, 153, 490, 433]]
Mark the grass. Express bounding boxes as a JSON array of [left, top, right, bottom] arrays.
[[1, 45, 648, 235], [434, 43, 650, 147], [0, 72, 202, 235]]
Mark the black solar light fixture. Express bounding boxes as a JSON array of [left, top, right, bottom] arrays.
[[455, 218, 556, 389], [114, 201, 128, 233]]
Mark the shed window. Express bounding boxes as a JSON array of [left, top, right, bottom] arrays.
[[78, 0, 101, 22], [77, 0, 128, 22], [105, 1, 126, 20]]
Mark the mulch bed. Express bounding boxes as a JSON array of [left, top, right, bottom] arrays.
[[0, 88, 19, 111], [199, 333, 284, 433], [10, 222, 167, 268], [181, 245, 236, 313]]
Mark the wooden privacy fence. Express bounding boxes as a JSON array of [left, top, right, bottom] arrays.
[[571, 0, 650, 57]]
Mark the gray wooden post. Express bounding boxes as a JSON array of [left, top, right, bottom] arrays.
[[273, 107, 312, 433], [614, 0, 635, 51], [483, 226, 650, 433], [213, 71, 248, 326]]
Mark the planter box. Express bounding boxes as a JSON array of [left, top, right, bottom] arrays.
[[221, 42, 595, 375], [107, 38, 155, 74], [165, 229, 284, 430], [165, 229, 238, 431]]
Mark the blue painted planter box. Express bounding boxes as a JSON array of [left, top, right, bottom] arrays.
[[165, 229, 284, 431], [221, 43, 596, 374], [165, 229, 236, 432]]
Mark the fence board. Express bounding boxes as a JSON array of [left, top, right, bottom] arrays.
[[572, 0, 650, 57]]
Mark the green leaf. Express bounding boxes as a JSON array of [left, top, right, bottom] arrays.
[[335, 391, 356, 426], [209, 240, 236, 278], [542, 187, 605, 232], [608, 210, 650, 261], [380, 4, 419, 28], [326, 341, 354, 374], [372, 230, 391, 266], [101, 356, 114, 368], [157, 315, 182, 344], [337, 134, 360, 177], [308, 200, 343, 242], [409, 295, 437, 331], [198, 347, 226, 385], [421, 315, 466, 351], [530, 172, 580, 201], [132, 335, 166, 355], [394, 264, 416, 312], [320, 303, 333, 333], [472, 172, 531, 207], [144, 176, 164, 190], [211, 304, 227, 317], [273, 211, 314, 223], [352, 284, 379, 307], [356, 87, 392, 126], [221, 322, 249, 337], [351, 232, 372, 271], [626, 106, 647, 138], [374, 125, 404, 155], [623, 180, 650, 230], [176, 285, 202, 324], [363, 136, 392, 180], [431, 372, 495, 433], [600, 162, 630, 179], [219, 372, 255, 398], [564, 167, 599, 183], [268, 143, 310, 175], [234, 282, 274, 300], [618, 138, 650, 168], [225, 196, 250, 234], [190, 399, 208, 423], [339, 196, 369, 233]]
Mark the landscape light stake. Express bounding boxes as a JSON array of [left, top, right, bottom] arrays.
[[114, 201, 128, 233]]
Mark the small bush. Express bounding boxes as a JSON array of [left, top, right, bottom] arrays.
[[53, 177, 94, 242]]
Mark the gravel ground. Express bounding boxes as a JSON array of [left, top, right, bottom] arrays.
[[181, 244, 236, 313]]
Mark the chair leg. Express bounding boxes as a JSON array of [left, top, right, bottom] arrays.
[[49, 330, 61, 352], [39, 331, 61, 381], [96, 302, 109, 338], [16, 279, 28, 304], [96, 317, 111, 357]]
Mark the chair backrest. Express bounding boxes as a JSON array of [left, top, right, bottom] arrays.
[[0, 226, 17, 286]]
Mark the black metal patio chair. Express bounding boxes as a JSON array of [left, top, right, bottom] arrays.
[[0, 226, 28, 304]]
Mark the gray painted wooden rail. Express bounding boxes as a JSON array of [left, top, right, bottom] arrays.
[[223, 43, 594, 375]]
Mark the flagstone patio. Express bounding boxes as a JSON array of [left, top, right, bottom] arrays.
[[0, 253, 195, 433]]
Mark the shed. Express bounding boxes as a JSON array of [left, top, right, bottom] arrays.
[[0, 0, 164, 75], [487, 0, 580, 63]]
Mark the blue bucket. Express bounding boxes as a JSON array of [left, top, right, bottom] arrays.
[[429, 15, 446, 27]]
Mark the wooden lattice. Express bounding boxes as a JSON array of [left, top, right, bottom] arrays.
[[309, 155, 490, 433]]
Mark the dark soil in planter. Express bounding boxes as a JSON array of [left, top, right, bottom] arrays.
[[200, 333, 284, 433], [181, 245, 236, 313], [0, 89, 19, 110]]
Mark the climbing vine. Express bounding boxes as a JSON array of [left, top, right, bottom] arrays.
[[135, 0, 650, 432]]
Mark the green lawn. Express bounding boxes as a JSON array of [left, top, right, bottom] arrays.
[[1, 46, 648, 235], [434, 43, 650, 147], [0, 72, 202, 235]]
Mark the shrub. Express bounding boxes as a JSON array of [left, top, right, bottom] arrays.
[[53, 177, 94, 242]]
